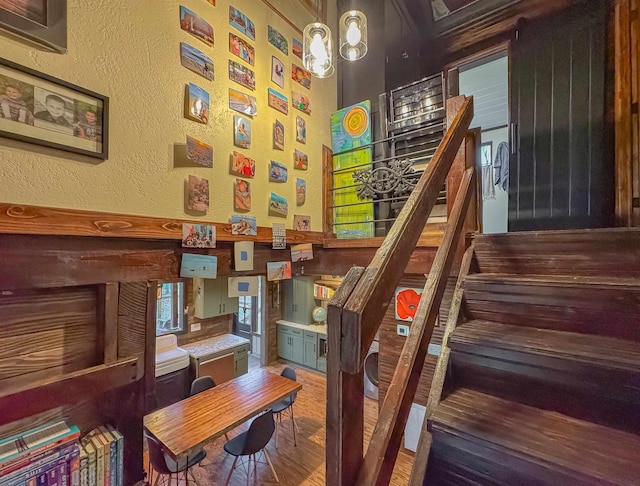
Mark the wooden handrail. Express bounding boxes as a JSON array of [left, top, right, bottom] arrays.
[[340, 97, 474, 375], [355, 166, 476, 486], [325, 95, 476, 486]]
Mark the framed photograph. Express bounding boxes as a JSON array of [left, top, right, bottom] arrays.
[[186, 175, 209, 212], [234, 178, 251, 211], [180, 43, 214, 81], [292, 91, 311, 115], [292, 38, 303, 59], [229, 6, 255, 41], [296, 178, 306, 205], [233, 115, 251, 149], [269, 192, 288, 217], [228, 88, 257, 116], [296, 116, 306, 144], [269, 160, 288, 183], [0, 58, 108, 159], [273, 119, 284, 150], [228, 60, 255, 91], [266, 261, 292, 281], [182, 223, 215, 248], [184, 83, 209, 124], [230, 151, 255, 178], [268, 25, 288, 54], [293, 214, 311, 231], [229, 33, 255, 66], [231, 214, 257, 236], [292, 63, 311, 89], [271, 56, 285, 88], [180, 6, 214, 47], [268, 88, 288, 115], [186, 135, 213, 167], [294, 149, 308, 170], [0, 0, 67, 53]]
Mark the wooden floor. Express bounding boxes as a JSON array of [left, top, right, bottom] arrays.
[[146, 360, 415, 485]]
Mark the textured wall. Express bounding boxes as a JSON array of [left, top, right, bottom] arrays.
[[0, 0, 337, 231]]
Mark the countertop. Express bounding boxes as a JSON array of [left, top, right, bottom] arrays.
[[277, 319, 327, 336], [181, 334, 250, 359]]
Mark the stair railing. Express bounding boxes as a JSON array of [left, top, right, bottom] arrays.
[[326, 95, 476, 486]]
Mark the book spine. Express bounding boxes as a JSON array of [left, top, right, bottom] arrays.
[[6, 449, 80, 486], [106, 426, 123, 486], [79, 452, 88, 486], [47, 463, 60, 486], [58, 462, 68, 486], [0, 434, 80, 478], [87, 452, 96, 486], [90, 437, 103, 486], [2, 445, 77, 485], [70, 455, 80, 486]]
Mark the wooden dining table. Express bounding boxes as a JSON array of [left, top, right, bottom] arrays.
[[143, 369, 302, 460]]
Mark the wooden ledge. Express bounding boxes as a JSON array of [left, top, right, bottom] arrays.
[[324, 223, 446, 249], [0, 357, 138, 426], [0, 203, 323, 244]]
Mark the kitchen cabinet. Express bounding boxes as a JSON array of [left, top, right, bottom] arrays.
[[154, 367, 189, 411], [184, 335, 251, 386], [283, 277, 315, 324], [234, 343, 249, 377], [194, 278, 239, 319], [277, 323, 326, 373]]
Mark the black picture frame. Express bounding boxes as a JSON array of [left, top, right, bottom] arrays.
[[0, 57, 109, 160], [0, 0, 67, 53]]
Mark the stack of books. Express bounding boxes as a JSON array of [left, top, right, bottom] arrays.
[[314, 283, 335, 300], [0, 421, 124, 486]]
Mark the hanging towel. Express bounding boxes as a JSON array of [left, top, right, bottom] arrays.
[[482, 165, 495, 200], [493, 141, 509, 192]]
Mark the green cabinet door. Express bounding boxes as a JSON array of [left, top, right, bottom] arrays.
[[290, 334, 304, 364], [235, 354, 249, 377], [283, 280, 295, 321], [292, 277, 315, 324], [303, 338, 317, 368], [277, 326, 290, 360]]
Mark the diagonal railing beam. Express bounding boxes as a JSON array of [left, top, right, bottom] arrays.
[[355, 166, 477, 486]]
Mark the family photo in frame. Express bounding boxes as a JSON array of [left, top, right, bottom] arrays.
[[0, 58, 108, 159]]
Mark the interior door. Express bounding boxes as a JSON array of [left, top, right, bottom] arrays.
[[509, 0, 613, 231]]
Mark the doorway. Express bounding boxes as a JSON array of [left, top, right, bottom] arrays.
[[233, 276, 266, 367]]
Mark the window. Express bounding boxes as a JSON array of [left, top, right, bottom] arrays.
[[156, 281, 186, 336]]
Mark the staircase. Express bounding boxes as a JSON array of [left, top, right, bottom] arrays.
[[426, 228, 640, 485]]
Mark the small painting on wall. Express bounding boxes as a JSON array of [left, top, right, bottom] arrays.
[[234, 241, 254, 271], [231, 214, 257, 236], [292, 63, 311, 89], [296, 116, 306, 144], [296, 178, 306, 205], [228, 276, 260, 297], [229, 6, 255, 40], [294, 149, 308, 170], [292, 91, 311, 114], [269, 160, 288, 183], [271, 56, 285, 88], [229, 88, 257, 116], [273, 119, 285, 150], [231, 151, 255, 178], [394, 287, 423, 322], [269, 192, 288, 217], [185, 83, 209, 124], [228, 60, 256, 91], [291, 243, 313, 262], [267, 261, 292, 281], [292, 38, 303, 59], [180, 254, 217, 278], [187, 175, 209, 212], [268, 25, 288, 54], [186, 135, 213, 167], [180, 6, 214, 47], [233, 115, 251, 149], [234, 178, 251, 211], [229, 33, 255, 66], [182, 223, 215, 248], [268, 88, 288, 115], [180, 42, 214, 81], [293, 214, 311, 231]]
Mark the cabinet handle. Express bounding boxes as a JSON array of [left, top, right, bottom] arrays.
[[219, 303, 221, 313], [223, 303, 226, 312], [314, 344, 316, 353]]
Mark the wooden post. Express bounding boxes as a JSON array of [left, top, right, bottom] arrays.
[[326, 267, 365, 486]]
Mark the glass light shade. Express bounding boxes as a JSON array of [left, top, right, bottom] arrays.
[[303, 22, 334, 78], [339, 10, 368, 61]]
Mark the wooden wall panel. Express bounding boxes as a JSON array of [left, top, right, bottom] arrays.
[[0, 286, 99, 391], [615, 0, 640, 226], [378, 276, 456, 407], [266, 281, 283, 365]]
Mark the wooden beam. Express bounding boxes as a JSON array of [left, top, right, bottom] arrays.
[[98, 283, 120, 364], [326, 266, 366, 486], [408, 243, 476, 486], [355, 167, 476, 486], [340, 97, 474, 374], [0, 358, 138, 427], [615, 0, 634, 226], [0, 203, 323, 244]]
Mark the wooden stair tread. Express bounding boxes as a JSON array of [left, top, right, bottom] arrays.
[[465, 273, 640, 289], [450, 320, 640, 371], [432, 388, 640, 485]]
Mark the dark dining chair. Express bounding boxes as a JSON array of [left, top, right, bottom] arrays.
[[223, 410, 279, 485], [272, 367, 299, 447], [189, 375, 229, 454], [145, 430, 205, 486]]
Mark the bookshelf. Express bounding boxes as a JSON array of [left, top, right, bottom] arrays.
[[314, 276, 343, 301]]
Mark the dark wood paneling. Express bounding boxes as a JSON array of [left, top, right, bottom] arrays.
[[509, 1, 613, 230], [266, 281, 283, 364], [0, 286, 99, 388]]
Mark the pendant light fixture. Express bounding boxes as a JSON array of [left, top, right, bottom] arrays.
[[339, 10, 367, 61], [303, 0, 334, 78]]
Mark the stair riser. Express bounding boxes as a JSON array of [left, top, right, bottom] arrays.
[[448, 345, 640, 403], [449, 354, 640, 433], [429, 427, 615, 486], [425, 455, 499, 486], [473, 230, 640, 278], [463, 286, 640, 340]]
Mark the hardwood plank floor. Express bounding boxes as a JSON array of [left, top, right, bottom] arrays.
[[145, 360, 415, 485]]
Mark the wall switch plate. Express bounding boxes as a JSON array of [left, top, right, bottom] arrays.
[[191, 323, 201, 332], [397, 324, 409, 336]]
